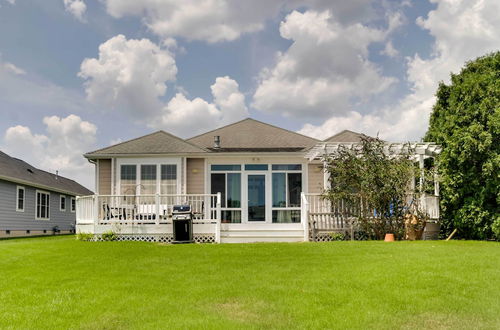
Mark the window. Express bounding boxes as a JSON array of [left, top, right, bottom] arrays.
[[36, 191, 50, 220], [272, 164, 302, 171], [60, 195, 66, 211], [16, 186, 25, 212], [71, 197, 76, 213], [272, 172, 302, 223], [120, 165, 137, 195], [211, 164, 241, 171], [211, 170, 242, 223], [141, 165, 157, 195], [161, 165, 177, 195], [245, 164, 268, 171]]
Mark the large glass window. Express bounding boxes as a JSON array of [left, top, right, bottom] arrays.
[[227, 173, 241, 208], [36, 191, 50, 220], [272, 173, 286, 207], [141, 165, 157, 195], [211, 171, 241, 223], [120, 165, 137, 195], [271, 171, 302, 223], [161, 165, 177, 194]]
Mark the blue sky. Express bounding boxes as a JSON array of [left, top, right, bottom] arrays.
[[1, 0, 499, 189]]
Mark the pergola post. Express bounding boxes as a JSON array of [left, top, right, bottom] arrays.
[[418, 154, 424, 193]]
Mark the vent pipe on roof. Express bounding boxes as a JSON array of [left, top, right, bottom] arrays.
[[214, 135, 221, 149]]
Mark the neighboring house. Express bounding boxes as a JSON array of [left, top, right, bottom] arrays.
[[0, 151, 93, 238], [77, 118, 441, 243]]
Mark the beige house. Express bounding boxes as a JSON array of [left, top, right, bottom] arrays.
[[76, 118, 441, 243]]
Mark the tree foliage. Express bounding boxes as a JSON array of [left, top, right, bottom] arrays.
[[323, 137, 429, 240], [425, 52, 500, 240]]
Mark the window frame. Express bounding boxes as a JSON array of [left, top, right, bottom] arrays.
[[117, 158, 182, 196], [60, 195, 66, 212], [35, 190, 50, 221], [16, 186, 25, 212], [70, 197, 76, 213], [210, 165, 243, 223], [271, 165, 303, 223]]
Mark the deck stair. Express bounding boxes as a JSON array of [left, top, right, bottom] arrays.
[[220, 228, 304, 243]]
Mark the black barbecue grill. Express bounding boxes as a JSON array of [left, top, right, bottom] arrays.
[[172, 205, 194, 243]]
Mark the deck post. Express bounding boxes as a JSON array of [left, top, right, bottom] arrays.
[[93, 194, 99, 226], [301, 192, 309, 242], [215, 192, 222, 243], [155, 193, 160, 225]]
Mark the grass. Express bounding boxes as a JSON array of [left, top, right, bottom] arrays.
[[0, 237, 499, 329]]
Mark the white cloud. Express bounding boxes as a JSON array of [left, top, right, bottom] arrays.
[[63, 0, 87, 22], [299, 0, 500, 141], [78, 35, 247, 135], [2, 115, 97, 190], [381, 40, 399, 58], [79, 34, 177, 119], [101, 0, 376, 43], [152, 76, 248, 137], [1, 61, 25, 75], [252, 10, 397, 119]]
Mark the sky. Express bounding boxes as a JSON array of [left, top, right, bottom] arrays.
[[1, 0, 499, 190]]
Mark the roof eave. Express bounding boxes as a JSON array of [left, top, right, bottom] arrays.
[[0, 174, 92, 196]]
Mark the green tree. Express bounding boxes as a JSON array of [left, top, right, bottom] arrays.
[[323, 137, 428, 240], [425, 52, 500, 240]]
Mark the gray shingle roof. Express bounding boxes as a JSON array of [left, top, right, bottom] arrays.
[[323, 130, 370, 142], [0, 151, 93, 196], [187, 118, 319, 151], [85, 131, 207, 156]]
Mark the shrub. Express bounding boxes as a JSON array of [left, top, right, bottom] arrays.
[[329, 232, 345, 241], [76, 232, 94, 241], [101, 231, 117, 241], [492, 219, 500, 241]]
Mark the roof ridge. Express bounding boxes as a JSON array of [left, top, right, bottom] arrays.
[[323, 129, 365, 142], [186, 117, 252, 141], [187, 117, 320, 142]]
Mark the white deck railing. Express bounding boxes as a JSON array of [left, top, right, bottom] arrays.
[[301, 192, 440, 240], [76, 194, 221, 225]]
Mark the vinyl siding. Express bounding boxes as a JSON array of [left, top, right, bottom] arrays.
[[308, 163, 324, 194], [98, 159, 111, 195], [0, 179, 76, 231], [186, 158, 204, 194]]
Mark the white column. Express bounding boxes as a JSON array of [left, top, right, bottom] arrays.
[[323, 160, 331, 190], [215, 192, 222, 243], [418, 154, 424, 193], [155, 193, 160, 225]]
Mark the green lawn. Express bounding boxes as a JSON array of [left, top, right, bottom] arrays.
[[0, 237, 498, 329]]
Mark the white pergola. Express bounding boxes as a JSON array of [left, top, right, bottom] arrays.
[[305, 142, 442, 196], [305, 142, 442, 161]]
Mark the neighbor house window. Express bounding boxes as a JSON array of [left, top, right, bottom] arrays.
[[120, 165, 137, 195], [36, 190, 50, 220], [271, 165, 302, 223], [211, 165, 242, 223], [60, 195, 66, 211], [16, 186, 25, 212], [71, 197, 76, 213]]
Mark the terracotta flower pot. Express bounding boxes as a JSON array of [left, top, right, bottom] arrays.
[[384, 233, 395, 242]]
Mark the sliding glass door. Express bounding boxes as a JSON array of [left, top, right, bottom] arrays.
[[247, 174, 266, 222]]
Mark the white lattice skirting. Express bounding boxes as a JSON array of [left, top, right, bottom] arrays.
[[91, 234, 216, 243]]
